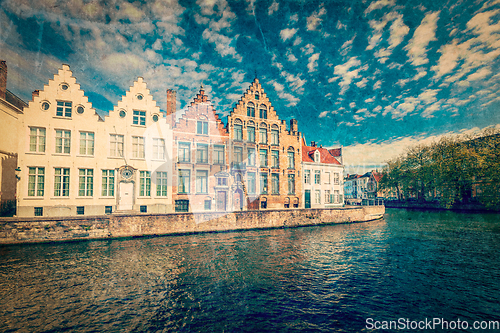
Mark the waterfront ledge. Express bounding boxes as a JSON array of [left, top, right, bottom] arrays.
[[0, 206, 384, 245]]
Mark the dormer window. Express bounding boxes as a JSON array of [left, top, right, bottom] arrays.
[[314, 150, 320, 163]]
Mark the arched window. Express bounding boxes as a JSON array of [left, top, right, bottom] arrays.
[[247, 120, 255, 142], [271, 124, 279, 145], [287, 147, 295, 169], [255, 92, 260, 100], [247, 102, 255, 117], [234, 118, 243, 141], [259, 105, 267, 119], [259, 123, 267, 144]]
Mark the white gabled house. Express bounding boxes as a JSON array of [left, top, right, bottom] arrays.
[[17, 64, 173, 217], [301, 140, 344, 209]]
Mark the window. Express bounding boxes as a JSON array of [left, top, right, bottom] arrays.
[[34, 207, 43, 216], [28, 167, 44, 196], [288, 174, 295, 194], [196, 170, 208, 194], [178, 142, 191, 162], [334, 173, 340, 185], [217, 177, 227, 186], [259, 105, 267, 119], [102, 170, 115, 197], [247, 102, 255, 117], [197, 121, 208, 135], [271, 150, 279, 168], [259, 149, 268, 167], [153, 138, 165, 160], [56, 101, 72, 117], [178, 169, 190, 194], [315, 170, 321, 184], [196, 144, 208, 163], [55, 130, 71, 154], [156, 172, 168, 196], [140, 171, 151, 196], [248, 148, 256, 166], [77, 206, 85, 215], [105, 206, 112, 214], [334, 190, 340, 203], [132, 136, 145, 158], [259, 127, 267, 144], [204, 200, 211, 210], [260, 173, 268, 194], [287, 149, 295, 169], [79, 132, 94, 156], [304, 170, 311, 184], [133, 110, 146, 126], [79, 169, 93, 196], [325, 190, 331, 203], [248, 172, 256, 194], [110, 134, 124, 157], [247, 126, 255, 142], [315, 190, 321, 204], [271, 173, 279, 194], [140, 205, 147, 213], [271, 128, 279, 145], [54, 168, 70, 197], [234, 124, 243, 141], [325, 172, 331, 184], [29, 127, 46, 152], [234, 147, 243, 164], [255, 92, 259, 100], [214, 145, 225, 164], [175, 200, 189, 212]]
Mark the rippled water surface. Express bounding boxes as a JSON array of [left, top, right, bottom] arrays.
[[1, 209, 500, 332]]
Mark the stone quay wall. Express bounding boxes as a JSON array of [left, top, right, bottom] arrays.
[[0, 206, 385, 245]]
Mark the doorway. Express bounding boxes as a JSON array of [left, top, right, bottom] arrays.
[[305, 190, 311, 209], [118, 182, 134, 210]]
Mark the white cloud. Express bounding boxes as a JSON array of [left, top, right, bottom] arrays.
[[202, 29, 242, 61], [389, 16, 410, 49], [319, 111, 329, 118], [293, 36, 302, 46], [280, 28, 297, 42], [365, 97, 375, 103], [268, 0, 279, 15], [467, 67, 491, 81], [307, 4, 326, 31], [405, 11, 440, 67], [364, 0, 396, 14], [301, 43, 315, 55], [307, 53, 320, 72], [356, 78, 368, 88]]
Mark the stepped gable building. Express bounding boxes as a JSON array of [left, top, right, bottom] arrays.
[[169, 85, 230, 212], [0, 60, 27, 207], [17, 64, 173, 217], [227, 78, 302, 210], [302, 140, 344, 209]]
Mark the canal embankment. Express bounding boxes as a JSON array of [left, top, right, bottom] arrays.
[[0, 206, 384, 245]]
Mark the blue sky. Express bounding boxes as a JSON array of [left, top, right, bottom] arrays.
[[1, 0, 500, 172]]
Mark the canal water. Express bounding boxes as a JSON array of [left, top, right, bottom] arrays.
[[1, 209, 499, 332]]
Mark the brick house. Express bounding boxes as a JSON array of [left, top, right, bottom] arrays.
[[169, 86, 231, 212], [227, 78, 302, 210]]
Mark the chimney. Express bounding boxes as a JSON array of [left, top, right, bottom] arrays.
[[290, 118, 298, 133], [166, 89, 176, 116], [0, 60, 7, 100], [32, 90, 40, 100], [310, 141, 316, 147]]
